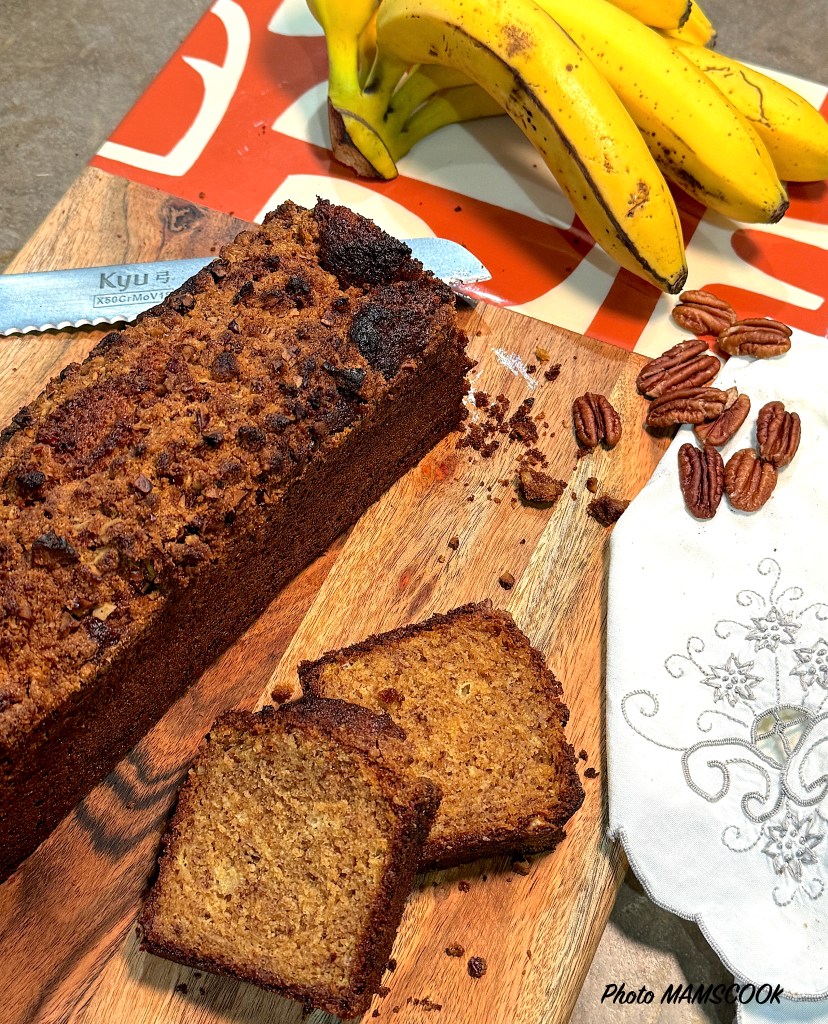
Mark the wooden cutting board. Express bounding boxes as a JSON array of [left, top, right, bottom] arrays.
[[0, 167, 670, 1024]]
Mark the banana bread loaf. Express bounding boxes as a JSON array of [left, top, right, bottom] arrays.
[[299, 601, 584, 869], [0, 199, 469, 880], [140, 698, 440, 1018]]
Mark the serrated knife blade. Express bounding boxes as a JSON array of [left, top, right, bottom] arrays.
[[0, 238, 490, 337]]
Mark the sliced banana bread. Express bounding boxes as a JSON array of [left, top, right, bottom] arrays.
[[0, 198, 469, 880], [299, 602, 584, 870], [140, 697, 439, 1019]]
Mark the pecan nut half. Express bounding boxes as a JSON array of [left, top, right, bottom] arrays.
[[756, 401, 801, 468], [572, 393, 622, 448], [672, 290, 737, 335], [717, 317, 792, 358], [725, 448, 777, 512], [694, 392, 751, 446], [678, 443, 725, 520], [636, 339, 721, 398], [646, 386, 734, 429]]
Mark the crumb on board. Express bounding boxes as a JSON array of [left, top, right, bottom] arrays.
[[544, 364, 561, 382], [586, 477, 598, 493], [445, 944, 465, 958], [518, 468, 565, 505], [579, 749, 588, 761], [534, 346, 549, 362], [584, 766, 600, 779], [512, 857, 532, 875], [448, 536, 460, 549], [587, 495, 630, 527], [174, 983, 188, 995], [498, 571, 515, 590], [467, 956, 488, 979], [458, 880, 471, 892]]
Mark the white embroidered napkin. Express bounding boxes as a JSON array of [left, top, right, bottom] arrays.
[[607, 328, 828, 1005]]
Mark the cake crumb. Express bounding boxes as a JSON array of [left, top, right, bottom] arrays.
[[387, 958, 397, 972], [543, 364, 561, 382], [372, 1010, 380, 1018], [534, 346, 549, 362], [526, 363, 537, 374], [498, 571, 515, 590], [458, 880, 471, 892], [437, 555, 446, 563], [174, 983, 188, 995], [584, 766, 600, 779], [445, 944, 465, 957], [512, 857, 532, 875], [378, 985, 391, 997], [586, 477, 598, 493], [578, 749, 588, 761], [587, 496, 630, 526], [467, 956, 488, 979], [518, 468, 565, 505], [507, 399, 538, 444]]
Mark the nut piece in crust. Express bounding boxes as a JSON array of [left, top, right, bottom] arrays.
[[756, 401, 801, 468], [646, 386, 734, 430], [672, 290, 737, 335], [724, 449, 778, 512], [636, 339, 720, 398], [572, 393, 622, 449], [518, 469, 566, 505], [694, 393, 751, 447], [586, 496, 630, 526], [717, 318, 792, 358], [678, 443, 725, 520]]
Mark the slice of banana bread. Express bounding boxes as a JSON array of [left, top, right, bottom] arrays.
[[140, 698, 439, 1019], [298, 602, 584, 870], [0, 198, 469, 881]]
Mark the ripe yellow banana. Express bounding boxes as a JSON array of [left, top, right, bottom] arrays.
[[603, 0, 690, 30], [308, 0, 403, 178], [673, 41, 828, 181], [388, 84, 504, 160], [534, 0, 788, 223], [376, 0, 687, 292], [309, 0, 507, 179], [664, 0, 717, 45]]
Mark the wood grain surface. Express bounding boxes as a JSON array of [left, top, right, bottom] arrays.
[[0, 167, 670, 1024]]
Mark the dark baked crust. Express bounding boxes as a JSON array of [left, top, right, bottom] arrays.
[[298, 601, 585, 871], [0, 200, 469, 880], [139, 698, 440, 1019]]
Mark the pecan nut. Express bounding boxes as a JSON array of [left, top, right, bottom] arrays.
[[694, 392, 751, 446], [572, 393, 622, 448], [717, 317, 792, 358], [636, 339, 721, 398], [678, 443, 725, 520], [725, 448, 777, 512], [756, 401, 801, 468], [672, 290, 737, 335], [646, 386, 735, 429]]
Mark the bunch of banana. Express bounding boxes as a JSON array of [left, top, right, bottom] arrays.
[[309, 0, 828, 291]]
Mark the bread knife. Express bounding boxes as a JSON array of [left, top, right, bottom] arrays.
[[0, 238, 490, 336]]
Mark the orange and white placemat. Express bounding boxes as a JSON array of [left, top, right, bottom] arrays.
[[91, 0, 828, 354]]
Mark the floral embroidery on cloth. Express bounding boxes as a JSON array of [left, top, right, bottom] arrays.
[[622, 558, 828, 908]]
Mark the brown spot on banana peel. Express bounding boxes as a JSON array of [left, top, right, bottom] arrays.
[[627, 182, 649, 217], [454, 29, 687, 292], [504, 26, 531, 57]]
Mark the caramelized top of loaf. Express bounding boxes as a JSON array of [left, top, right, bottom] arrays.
[[0, 201, 465, 748], [299, 602, 584, 867], [140, 698, 440, 1018]]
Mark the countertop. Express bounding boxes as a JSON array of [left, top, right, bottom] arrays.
[[0, 1, 825, 1021]]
